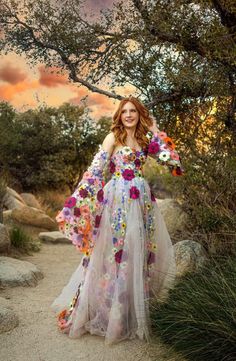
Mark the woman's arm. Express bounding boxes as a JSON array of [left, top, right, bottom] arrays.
[[101, 132, 116, 156]]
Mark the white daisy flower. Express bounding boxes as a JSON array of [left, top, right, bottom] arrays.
[[159, 151, 170, 161]]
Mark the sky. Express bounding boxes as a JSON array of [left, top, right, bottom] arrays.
[[0, 0, 134, 120]]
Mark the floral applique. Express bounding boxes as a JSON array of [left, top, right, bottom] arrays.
[[56, 145, 110, 256], [146, 130, 184, 176]]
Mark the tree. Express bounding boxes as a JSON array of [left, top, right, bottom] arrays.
[[0, 102, 108, 191], [0, 0, 235, 136]]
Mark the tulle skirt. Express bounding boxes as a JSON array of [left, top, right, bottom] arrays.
[[50, 176, 176, 344]]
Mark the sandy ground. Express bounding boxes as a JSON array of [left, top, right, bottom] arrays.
[[0, 243, 184, 361]]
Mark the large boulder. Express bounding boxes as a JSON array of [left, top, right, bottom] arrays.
[[3, 187, 26, 210], [20, 193, 42, 210], [39, 231, 70, 244], [174, 239, 208, 277], [156, 198, 188, 236], [0, 297, 19, 333], [0, 256, 44, 288], [11, 206, 57, 231], [0, 224, 10, 252]]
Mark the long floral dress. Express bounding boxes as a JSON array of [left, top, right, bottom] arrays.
[[50, 130, 184, 344]]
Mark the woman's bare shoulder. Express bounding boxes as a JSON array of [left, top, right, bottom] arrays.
[[101, 132, 116, 155]]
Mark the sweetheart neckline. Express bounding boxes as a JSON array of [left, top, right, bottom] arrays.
[[111, 146, 145, 158]]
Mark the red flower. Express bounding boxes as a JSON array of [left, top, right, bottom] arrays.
[[74, 207, 81, 217], [95, 215, 102, 227], [134, 158, 141, 168], [79, 188, 88, 198], [148, 141, 160, 154], [130, 186, 140, 199], [172, 166, 183, 176], [115, 249, 128, 263], [122, 169, 135, 181], [109, 160, 116, 173], [64, 196, 76, 208], [97, 189, 104, 202]]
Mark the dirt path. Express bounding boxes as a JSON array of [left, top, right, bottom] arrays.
[[0, 243, 182, 361]]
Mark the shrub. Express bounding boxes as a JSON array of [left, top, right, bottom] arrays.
[[10, 226, 41, 254], [150, 256, 236, 361]]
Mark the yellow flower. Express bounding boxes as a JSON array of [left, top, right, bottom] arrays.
[[122, 223, 126, 228], [115, 171, 121, 177]]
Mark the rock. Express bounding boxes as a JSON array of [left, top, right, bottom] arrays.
[[0, 297, 19, 333], [0, 224, 10, 252], [39, 231, 70, 244], [20, 193, 42, 210], [174, 240, 208, 277], [3, 187, 26, 210], [11, 206, 57, 231], [156, 198, 188, 236], [0, 256, 44, 288]]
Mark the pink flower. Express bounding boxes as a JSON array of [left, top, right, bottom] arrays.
[[157, 131, 167, 140], [148, 141, 160, 154], [82, 171, 92, 180], [97, 189, 104, 202], [64, 196, 76, 208], [170, 151, 180, 161], [79, 188, 88, 198], [130, 186, 140, 199], [122, 169, 135, 181], [80, 205, 90, 216]]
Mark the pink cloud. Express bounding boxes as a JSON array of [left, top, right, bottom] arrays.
[[0, 63, 28, 84], [38, 65, 69, 87]]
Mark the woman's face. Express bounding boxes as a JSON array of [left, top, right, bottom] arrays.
[[120, 101, 139, 130]]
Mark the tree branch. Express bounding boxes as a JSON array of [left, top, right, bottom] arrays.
[[212, 0, 236, 30]]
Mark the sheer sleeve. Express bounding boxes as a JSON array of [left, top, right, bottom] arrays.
[[146, 130, 184, 176], [55, 145, 110, 256]]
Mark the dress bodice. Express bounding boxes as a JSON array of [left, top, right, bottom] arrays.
[[109, 146, 148, 180]]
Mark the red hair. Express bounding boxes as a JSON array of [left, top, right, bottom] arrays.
[[110, 96, 154, 148]]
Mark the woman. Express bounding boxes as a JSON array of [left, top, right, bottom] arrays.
[[50, 96, 184, 344]]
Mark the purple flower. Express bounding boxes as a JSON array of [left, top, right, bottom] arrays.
[[74, 207, 81, 217], [97, 189, 104, 202], [130, 186, 140, 199], [64, 196, 76, 208], [79, 188, 88, 198], [88, 178, 94, 184], [147, 251, 155, 265], [63, 207, 71, 217], [109, 160, 116, 174], [122, 169, 135, 181], [148, 141, 160, 154]]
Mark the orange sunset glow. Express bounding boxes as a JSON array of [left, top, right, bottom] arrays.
[[0, 0, 135, 119]]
